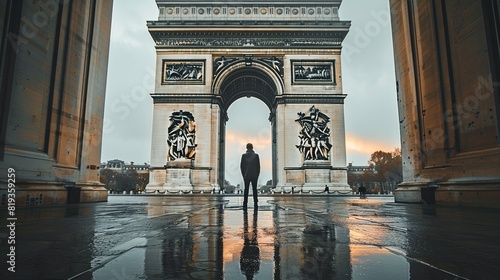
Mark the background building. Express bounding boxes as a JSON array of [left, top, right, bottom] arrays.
[[99, 159, 150, 193]]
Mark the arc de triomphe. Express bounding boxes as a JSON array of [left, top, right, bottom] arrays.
[[145, 0, 351, 193]]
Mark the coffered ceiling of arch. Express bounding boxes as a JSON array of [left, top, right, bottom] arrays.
[[219, 67, 277, 110]]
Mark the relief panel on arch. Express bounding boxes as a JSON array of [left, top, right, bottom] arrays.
[[296, 105, 332, 161], [213, 55, 284, 77], [292, 60, 336, 85], [162, 60, 205, 84], [167, 110, 197, 161]]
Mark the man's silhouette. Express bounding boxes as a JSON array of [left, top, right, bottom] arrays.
[[240, 143, 260, 209]]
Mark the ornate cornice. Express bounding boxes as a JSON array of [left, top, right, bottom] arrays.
[[148, 28, 348, 48], [152, 93, 346, 106], [153, 37, 342, 48], [284, 166, 348, 170], [151, 94, 223, 106], [275, 94, 346, 105], [154, 3, 343, 22], [148, 1, 351, 49]]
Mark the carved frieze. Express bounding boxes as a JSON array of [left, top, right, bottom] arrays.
[[167, 110, 197, 161], [296, 106, 332, 161], [213, 55, 284, 77], [292, 60, 336, 84], [162, 60, 205, 84], [150, 3, 349, 49], [157, 5, 340, 21], [154, 37, 342, 48]]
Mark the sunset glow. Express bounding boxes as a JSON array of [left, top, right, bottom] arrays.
[[345, 133, 396, 154], [224, 130, 400, 184]]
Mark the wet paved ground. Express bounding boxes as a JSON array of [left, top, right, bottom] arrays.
[[1, 195, 500, 280]]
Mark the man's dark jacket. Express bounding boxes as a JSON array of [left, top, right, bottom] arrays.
[[240, 150, 260, 180]]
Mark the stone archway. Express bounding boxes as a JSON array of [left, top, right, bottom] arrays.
[[145, 0, 351, 194], [213, 59, 283, 190]]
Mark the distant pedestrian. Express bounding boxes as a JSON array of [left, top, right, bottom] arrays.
[[324, 185, 329, 194], [240, 143, 260, 209], [358, 184, 367, 199]]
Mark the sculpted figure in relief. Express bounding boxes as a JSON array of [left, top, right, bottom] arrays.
[[295, 106, 332, 160], [167, 110, 197, 160]]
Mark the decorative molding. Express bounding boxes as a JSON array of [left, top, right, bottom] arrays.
[[213, 56, 240, 76], [152, 94, 344, 107], [152, 94, 222, 106], [213, 55, 283, 77], [275, 95, 345, 105], [162, 60, 205, 84], [295, 105, 332, 161], [155, 4, 341, 21], [291, 60, 336, 84], [284, 166, 347, 170], [153, 37, 342, 48], [258, 57, 284, 77]]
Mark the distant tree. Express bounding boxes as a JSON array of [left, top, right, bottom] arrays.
[[347, 171, 363, 190], [361, 168, 377, 193], [100, 168, 149, 193], [114, 169, 139, 192], [137, 172, 149, 192], [225, 185, 235, 193], [369, 148, 403, 193], [260, 185, 271, 193], [224, 180, 235, 193], [99, 169, 118, 190]]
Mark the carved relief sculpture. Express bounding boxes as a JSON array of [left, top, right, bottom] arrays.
[[213, 56, 239, 76], [213, 56, 283, 77], [295, 106, 332, 160], [167, 110, 197, 160], [292, 60, 335, 84], [162, 60, 204, 84]]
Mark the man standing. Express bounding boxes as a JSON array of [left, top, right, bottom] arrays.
[[240, 143, 260, 209]]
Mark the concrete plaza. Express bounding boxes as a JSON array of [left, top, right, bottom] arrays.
[[1, 195, 499, 279]]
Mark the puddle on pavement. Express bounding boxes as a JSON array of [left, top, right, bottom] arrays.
[[76, 201, 459, 280], [8, 195, 470, 279]]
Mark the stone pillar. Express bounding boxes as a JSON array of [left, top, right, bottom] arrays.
[[0, 0, 113, 205]]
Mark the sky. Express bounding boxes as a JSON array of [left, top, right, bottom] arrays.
[[101, 0, 401, 186]]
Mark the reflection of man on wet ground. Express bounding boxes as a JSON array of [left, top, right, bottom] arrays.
[[240, 210, 260, 279]]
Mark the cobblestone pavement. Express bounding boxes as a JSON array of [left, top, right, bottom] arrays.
[[1, 195, 499, 279]]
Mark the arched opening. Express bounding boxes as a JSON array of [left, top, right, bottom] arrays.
[[218, 66, 277, 110], [225, 98, 271, 192], [214, 62, 282, 190]]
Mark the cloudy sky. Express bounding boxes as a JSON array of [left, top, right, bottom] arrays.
[[101, 0, 400, 186]]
